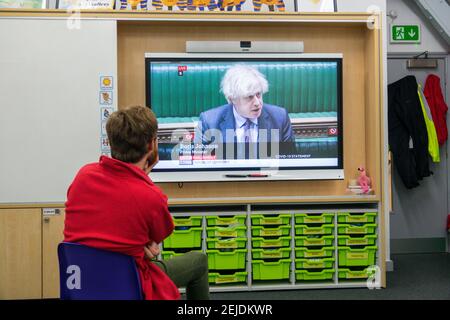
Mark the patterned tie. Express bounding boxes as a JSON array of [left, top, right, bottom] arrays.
[[243, 119, 254, 159]]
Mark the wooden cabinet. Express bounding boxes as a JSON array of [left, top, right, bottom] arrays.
[[0, 209, 42, 300], [0, 208, 65, 299], [42, 209, 65, 299]]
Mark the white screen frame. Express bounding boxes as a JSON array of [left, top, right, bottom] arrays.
[[146, 52, 344, 183]]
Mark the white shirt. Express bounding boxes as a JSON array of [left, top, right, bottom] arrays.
[[233, 107, 259, 144]]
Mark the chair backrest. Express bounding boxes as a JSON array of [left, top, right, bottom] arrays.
[[58, 242, 143, 300]]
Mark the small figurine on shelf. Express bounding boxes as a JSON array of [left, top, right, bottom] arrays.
[[347, 166, 372, 194], [357, 166, 371, 194]]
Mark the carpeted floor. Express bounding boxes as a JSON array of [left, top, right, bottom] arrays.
[[209, 253, 450, 300]]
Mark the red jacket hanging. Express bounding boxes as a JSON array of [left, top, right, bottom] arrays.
[[64, 156, 180, 300], [424, 74, 448, 145]]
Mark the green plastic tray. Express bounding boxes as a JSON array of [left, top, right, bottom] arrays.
[[172, 216, 203, 227], [161, 251, 180, 260], [251, 225, 291, 237], [251, 214, 291, 226], [338, 246, 378, 266], [206, 215, 246, 226], [163, 227, 203, 249], [337, 212, 377, 223], [207, 249, 247, 270], [209, 271, 248, 284], [295, 213, 334, 224], [295, 269, 335, 281], [206, 226, 247, 238], [295, 224, 334, 236], [337, 224, 377, 235], [295, 247, 335, 258], [295, 235, 335, 247], [338, 267, 376, 279], [252, 247, 291, 259], [252, 236, 291, 248], [206, 237, 247, 249], [295, 258, 335, 269], [161, 250, 202, 260], [252, 259, 291, 280], [338, 235, 377, 246]]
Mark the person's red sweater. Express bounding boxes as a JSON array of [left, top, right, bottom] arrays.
[[64, 156, 180, 300]]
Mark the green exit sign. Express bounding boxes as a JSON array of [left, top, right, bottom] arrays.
[[391, 25, 421, 43]]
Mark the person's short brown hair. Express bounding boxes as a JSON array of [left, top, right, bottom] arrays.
[[106, 106, 158, 163]]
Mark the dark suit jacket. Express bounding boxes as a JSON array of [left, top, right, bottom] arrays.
[[194, 103, 296, 158]]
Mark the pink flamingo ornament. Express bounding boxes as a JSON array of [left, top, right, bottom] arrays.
[[357, 167, 371, 194]]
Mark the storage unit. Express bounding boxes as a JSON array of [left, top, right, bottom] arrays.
[[205, 213, 248, 285], [337, 210, 378, 280], [251, 213, 292, 282], [294, 212, 336, 282]]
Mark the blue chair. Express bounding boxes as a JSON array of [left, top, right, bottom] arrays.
[[58, 242, 143, 300]]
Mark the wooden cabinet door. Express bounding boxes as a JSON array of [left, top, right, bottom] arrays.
[[0, 209, 42, 299], [42, 208, 65, 299]]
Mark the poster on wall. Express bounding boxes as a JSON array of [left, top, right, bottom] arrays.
[[0, 0, 46, 8], [296, 0, 335, 12], [57, 0, 114, 9], [115, 0, 296, 12]]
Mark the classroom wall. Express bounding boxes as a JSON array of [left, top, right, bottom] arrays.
[[387, 0, 449, 53], [0, 19, 117, 203]]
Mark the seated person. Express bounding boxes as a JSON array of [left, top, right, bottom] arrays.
[[64, 105, 209, 300], [195, 64, 296, 159]]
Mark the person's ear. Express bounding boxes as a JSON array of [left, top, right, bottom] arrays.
[[148, 137, 157, 152], [147, 141, 153, 153]]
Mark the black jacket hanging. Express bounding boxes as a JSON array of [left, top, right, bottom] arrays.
[[388, 75, 432, 189]]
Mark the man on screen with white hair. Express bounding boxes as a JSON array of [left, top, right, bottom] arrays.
[[195, 64, 296, 159]]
